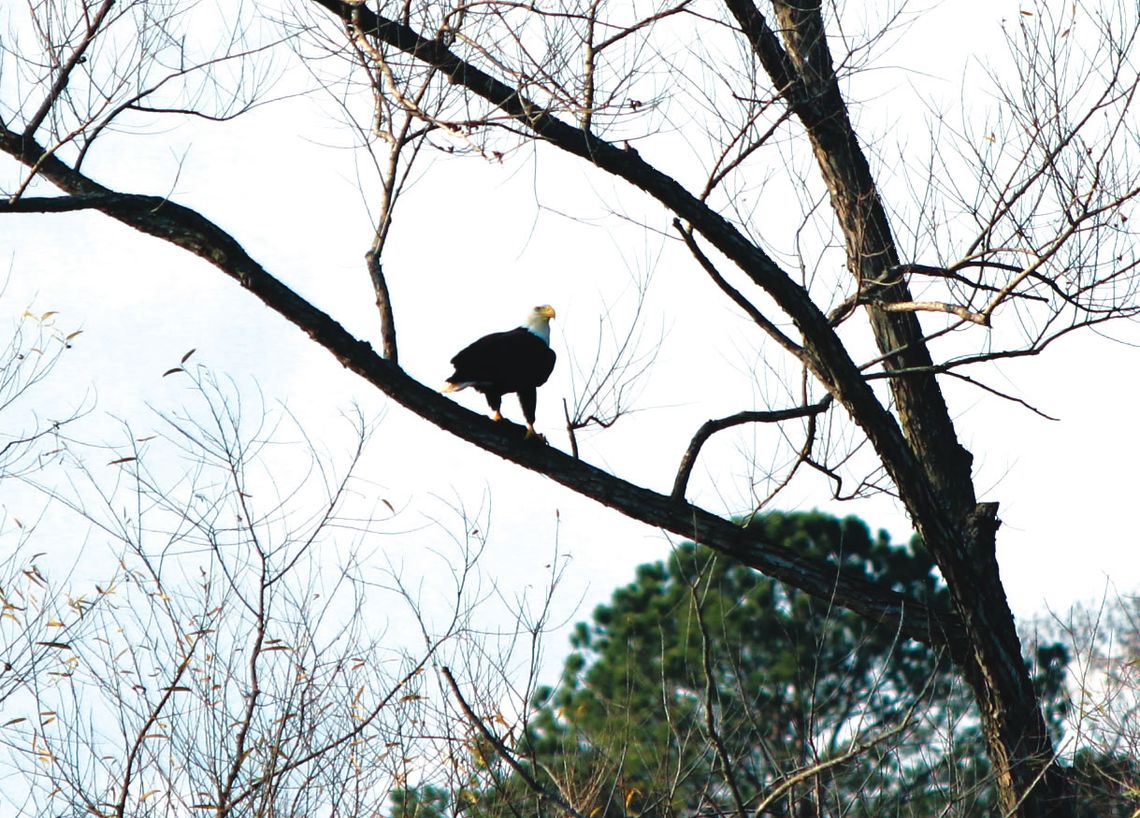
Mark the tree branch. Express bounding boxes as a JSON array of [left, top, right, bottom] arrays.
[[691, 583, 748, 818], [751, 704, 922, 817], [672, 218, 805, 359], [871, 299, 988, 325], [22, 0, 118, 140], [0, 194, 127, 212], [672, 399, 832, 501], [724, 0, 978, 518]]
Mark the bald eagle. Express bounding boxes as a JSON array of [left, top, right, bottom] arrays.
[[442, 305, 557, 439]]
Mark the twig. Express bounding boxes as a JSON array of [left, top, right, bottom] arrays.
[[114, 647, 198, 818], [691, 582, 748, 818], [227, 655, 433, 811], [594, 0, 694, 52], [941, 372, 1059, 421], [581, 0, 599, 131], [441, 666, 591, 818], [742, 392, 820, 523], [562, 398, 579, 459], [827, 291, 988, 327], [23, 0, 118, 139], [1001, 743, 1068, 818], [750, 713, 917, 817]]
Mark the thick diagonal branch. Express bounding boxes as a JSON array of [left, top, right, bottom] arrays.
[[0, 190, 961, 652]]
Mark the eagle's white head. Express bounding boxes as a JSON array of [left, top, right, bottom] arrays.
[[524, 304, 556, 344]]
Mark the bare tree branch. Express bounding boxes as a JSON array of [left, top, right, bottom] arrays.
[[672, 218, 804, 360], [442, 666, 592, 818], [672, 399, 832, 501], [690, 583, 749, 818]]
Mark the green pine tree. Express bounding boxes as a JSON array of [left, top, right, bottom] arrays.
[[520, 512, 982, 818], [394, 512, 1081, 818]]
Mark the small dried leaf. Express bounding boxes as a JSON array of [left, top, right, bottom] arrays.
[[180, 348, 196, 364], [108, 457, 137, 466], [162, 367, 183, 377]]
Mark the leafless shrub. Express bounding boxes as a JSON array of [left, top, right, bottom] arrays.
[[0, 366, 568, 817]]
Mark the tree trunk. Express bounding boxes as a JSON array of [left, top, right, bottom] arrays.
[[728, 1, 1076, 814]]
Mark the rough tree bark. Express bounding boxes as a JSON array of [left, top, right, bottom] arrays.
[[730, 2, 1074, 814]]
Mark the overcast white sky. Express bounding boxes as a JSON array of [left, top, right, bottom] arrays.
[[2, 0, 1137, 684]]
